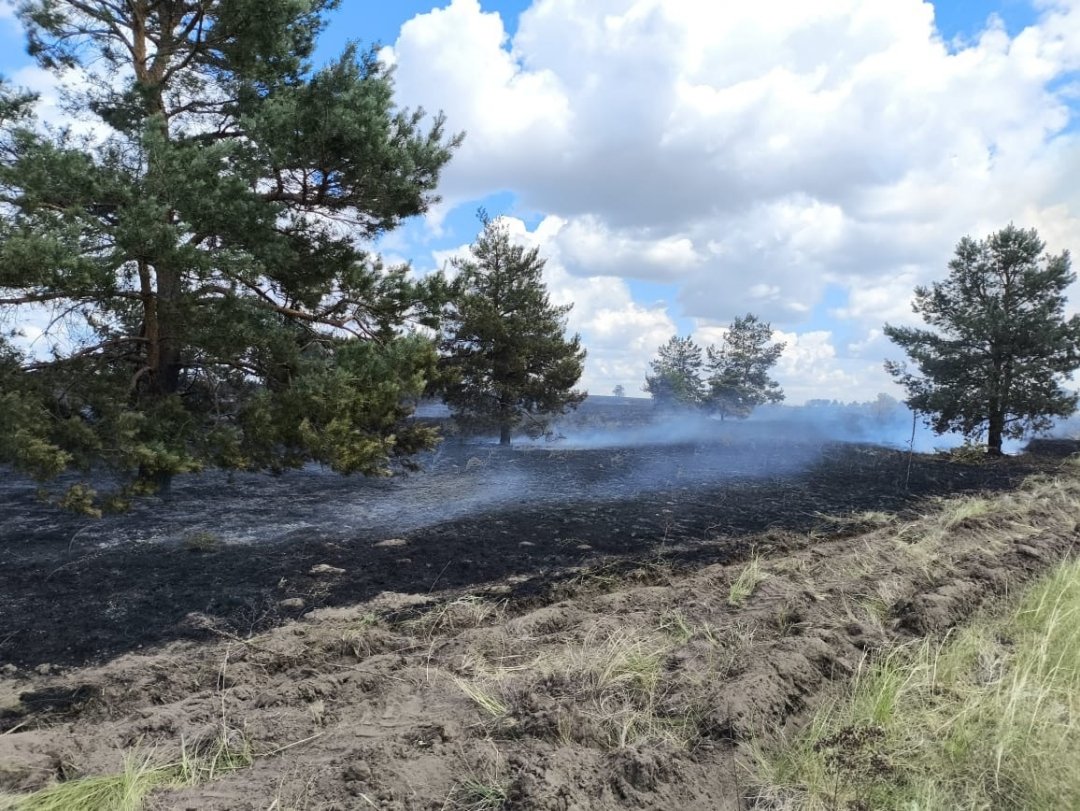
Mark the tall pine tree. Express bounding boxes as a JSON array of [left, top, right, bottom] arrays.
[[437, 217, 585, 445], [0, 1, 460, 511], [704, 314, 785, 419], [644, 336, 705, 409], [885, 225, 1080, 455]]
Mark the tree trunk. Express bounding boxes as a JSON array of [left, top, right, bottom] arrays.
[[154, 265, 183, 397], [987, 408, 1004, 456], [499, 423, 511, 446]]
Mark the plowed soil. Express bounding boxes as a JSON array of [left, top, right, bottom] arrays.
[[1, 440, 1077, 810]]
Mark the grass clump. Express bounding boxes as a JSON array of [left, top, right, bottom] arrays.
[[942, 441, 990, 464], [340, 612, 382, 658], [182, 531, 223, 553], [452, 626, 693, 750], [411, 596, 507, 637], [446, 779, 508, 811], [752, 556, 1080, 810], [2, 727, 254, 811], [454, 677, 510, 721], [176, 725, 253, 784], [1, 754, 169, 811], [938, 495, 993, 530], [729, 553, 768, 606], [546, 628, 692, 749]]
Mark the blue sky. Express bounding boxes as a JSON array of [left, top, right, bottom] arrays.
[[2, 1, 1077, 401], [318, 1, 1040, 55]]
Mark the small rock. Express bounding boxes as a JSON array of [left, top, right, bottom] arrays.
[[343, 761, 372, 783], [279, 597, 306, 610], [1, 664, 17, 676], [375, 538, 408, 548], [396, 558, 413, 565], [520, 541, 535, 547], [310, 564, 346, 576], [438, 720, 461, 742], [576, 543, 593, 551], [34, 663, 53, 676]]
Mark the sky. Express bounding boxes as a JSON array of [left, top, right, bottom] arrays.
[[2, 0, 1079, 403]]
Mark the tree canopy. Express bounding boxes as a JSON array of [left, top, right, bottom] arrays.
[[437, 216, 586, 445], [884, 225, 1080, 455], [704, 313, 786, 419], [643, 335, 705, 409], [644, 317, 785, 418], [0, 0, 461, 511]]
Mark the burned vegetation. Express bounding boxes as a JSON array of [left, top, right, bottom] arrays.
[[2, 435, 1078, 809]]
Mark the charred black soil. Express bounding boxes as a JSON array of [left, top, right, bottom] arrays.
[[0, 441, 1043, 670]]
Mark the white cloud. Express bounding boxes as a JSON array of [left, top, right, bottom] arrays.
[[386, 0, 1080, 323], [383, 0, 1080, 401], [390, 0, 570, 225], [552, 216, 701, 280], [770, 329, 901, 404], [7, 62, 110, 140]]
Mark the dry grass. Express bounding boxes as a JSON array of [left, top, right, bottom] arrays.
[[1, 724, 253, 811], [937, 495, 994, 529], [410, 596, 508, 638], [444, 779, 508, 811], [443, 748, 509, 811], [451, 624, 696, 750], [728, 553, 768, 606], [543, 628, 691, 749], [454, 677, 511, 721], [751, 556, 1080, 810]]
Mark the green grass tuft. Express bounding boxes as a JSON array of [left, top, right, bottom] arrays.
[[4, 726, 254, 811], [182, 530, 223, 553], [447, 779, 508, 811], [4, 754, 171, 811], [751, 556, 1080, 810], [728, 553, 768, 606]]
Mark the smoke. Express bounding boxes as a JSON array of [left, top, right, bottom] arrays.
[[539, 401, 981, 455], [3, 397, 1068, 551], [543, 399, 1066, 456]]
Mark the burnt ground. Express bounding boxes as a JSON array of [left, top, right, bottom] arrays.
[[1, 440, 1077, 810], [0, 440, 1045, 671]]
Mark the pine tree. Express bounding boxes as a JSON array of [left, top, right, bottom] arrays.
[[885, 225, 1080, 455], [704, 314, 785, 419], [437, 217, 585, 445], [0, 1, 460, 512], [644, 336, 705, 409]]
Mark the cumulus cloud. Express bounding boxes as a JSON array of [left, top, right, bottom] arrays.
[[6, 0, 1074, 406], [383, 0, 1080, 401], [770, 329, 893, 404]]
